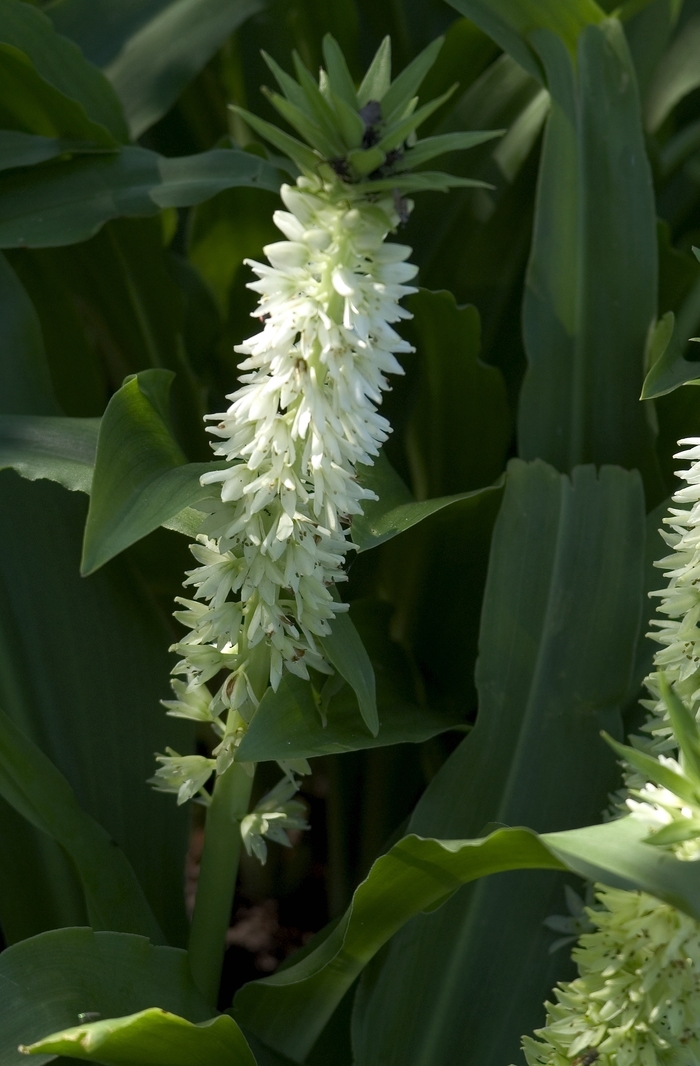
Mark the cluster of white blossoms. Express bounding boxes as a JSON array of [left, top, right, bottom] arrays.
[[522, 439, 700, 1066], [151, 34, 497, 836], [643, 438, 700, 754]]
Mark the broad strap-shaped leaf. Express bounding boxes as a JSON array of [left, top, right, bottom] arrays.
[[0, 253, 60, 417], [0, 704, 163, 942], [23, 1009, 256, 1066], [0, 147, 281, 250], [48, 0, 263, 140], [0, 0, 128, 143], [515, 20, 660, 489], [234, 827, 565, 1060], [318, 609, 378, 736], [237, 673, 461, 763], [351, 459, 646, 1066], [81, 369, 223, 574], [233, 816, 698, 1062], [398, 289, 511, 498], [0, 414, 98, 493], [0, 473, 193, 946], [0, 927, 214, 1066], [353, 450, 504, 552], [0, 261, 191, 946], [645, 14, 700, 132], [0, 131, 111, 173], [446, 0, 604, 81]]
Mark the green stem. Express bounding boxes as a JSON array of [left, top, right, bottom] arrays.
[[188, 760, 255, 1006]]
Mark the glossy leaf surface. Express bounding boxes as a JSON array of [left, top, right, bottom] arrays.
[[0, 264, 191, 946], [351, 459, 646, 1066], [353, 450, 503, 552], [0, 147, 281, 250], [81, 369, 222, 574], [0, 927, 213, 1066], [0, 414, 98, 493], [0, 0, 128, 143], [0, 704, 163, 942], [446, 0, 604, 80], [25, 1009, 256, 1066], [48, 0, 262, 139], [237, 674, 460, 763], [517, 21, 660, 490], [234, 813, 697, 1062]]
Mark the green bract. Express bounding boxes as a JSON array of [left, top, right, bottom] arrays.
[[233, 34, 501, 190]]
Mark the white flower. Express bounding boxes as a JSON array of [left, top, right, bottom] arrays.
[[240, 776, 309, 863], [523, 886, 700, 1066], [643, 438, 700, 753], [182, 176, 415, 706], [150, 748, 215, 805], [153, 33, 497, 826]]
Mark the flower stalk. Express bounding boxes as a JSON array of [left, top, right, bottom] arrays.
[[150, 32, 498, 1004]]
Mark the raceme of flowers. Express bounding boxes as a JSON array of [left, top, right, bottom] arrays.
[[151, 34, 498, 856], [521, 438, 700, 1066], [642, 437, 700, 756]]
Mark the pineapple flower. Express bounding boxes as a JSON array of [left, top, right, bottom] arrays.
[[152, 35, 499, 814], [521, 439, 700, 1066], [641, 438, 700, 758]]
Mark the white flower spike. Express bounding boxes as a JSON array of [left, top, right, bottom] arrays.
[[152, 35, 499, 814]]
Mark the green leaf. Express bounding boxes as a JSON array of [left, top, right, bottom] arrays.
[[230, 106, 319, 173], [445, 0, 605, 81], [380, 37, 445, 124], [645, 819, 700, 846], [377, 85, 458, 153], [100, 0, 262, 139], [24, 1009, 256, 1066], [539, 816, 700, 913], [262, 51, 310, 112], [0, 253, 60, 416], [0, 474, 193, 945], [399, 129, 503, 170], [398, 290, 511, 498], [234, 826, 566, 1059], [357, 36, 391, 106], [329, 92, 366, 150], [0, 414, 98, 493], [517, 21, 660, 492], [0, 130, 111, 172], [645, 14, 700, 132], [641, 310, 700, 398], [263, 89, 343, 157], [0, 0, 128, 142], [0, 265, 191, 944], [603, 731, 700, 804], [321, 34, 357, 109], [234, 814, 698, 1062], [290, 56, 353, 151], [352, 450, 504, 552], [0, 703, 163, 941], [659, 672, 700, 775], [238, 674, 459, 763], [0, 146, 281, 250], [318, 609, 378, 736], [81, 370, 222, 574], [0, 927, 214, 1066], [351, 459, 646, 1066]]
